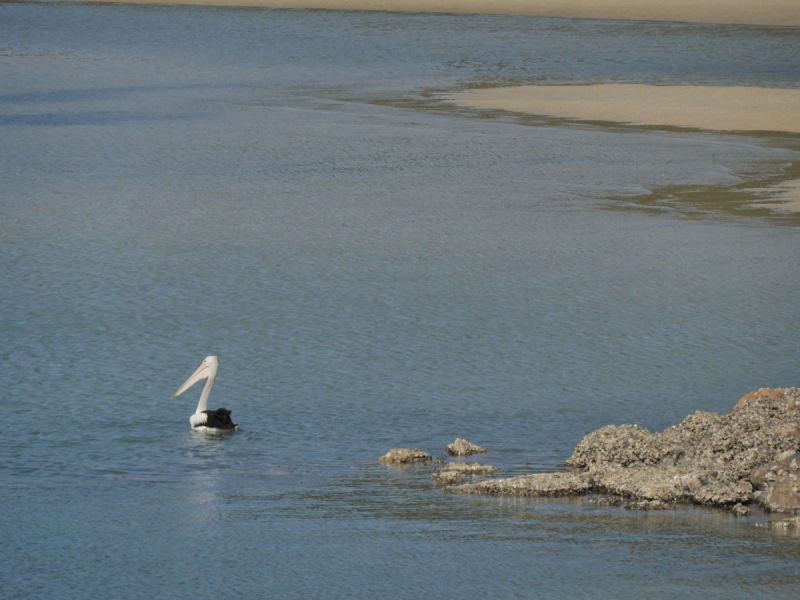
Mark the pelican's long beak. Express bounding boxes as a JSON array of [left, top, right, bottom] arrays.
[[172, 362, 211, 398]]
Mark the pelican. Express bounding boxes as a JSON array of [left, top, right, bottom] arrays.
[[172, 356, 237, 431]]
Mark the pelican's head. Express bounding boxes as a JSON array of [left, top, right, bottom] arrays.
[[172, 355, 219, 398]]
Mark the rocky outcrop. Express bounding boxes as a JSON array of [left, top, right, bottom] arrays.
[[430, 462, 500, 485], [451, 388, 800, 514], [379, 448, 433, 464], [732, 387, 787, 411], [447, 438, 486, 457]]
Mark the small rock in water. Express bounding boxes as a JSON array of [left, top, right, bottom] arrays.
[[447, 438, 487, 457], [379, 448, 432, 464], [732, 503, 751, 517]]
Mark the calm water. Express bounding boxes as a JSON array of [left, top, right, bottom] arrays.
[[2, 2, 800, 597]]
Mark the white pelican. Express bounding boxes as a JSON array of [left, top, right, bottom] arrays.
[[172, 356, 237, 431]]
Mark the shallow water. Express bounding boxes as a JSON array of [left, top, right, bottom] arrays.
[[2, 3, 800, 598]]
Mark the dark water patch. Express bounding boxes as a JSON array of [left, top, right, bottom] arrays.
[[0, 110, 210, 126]]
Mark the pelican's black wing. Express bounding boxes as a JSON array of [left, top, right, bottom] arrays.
[[202, 408, 237, 430]]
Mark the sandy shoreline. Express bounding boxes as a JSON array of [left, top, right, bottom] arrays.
[[450, 84, 800, 134], [52, 0, 800, 27]]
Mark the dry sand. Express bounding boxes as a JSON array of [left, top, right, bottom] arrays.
[[57, 0, 800, 27], [450, 85, 800, 134]]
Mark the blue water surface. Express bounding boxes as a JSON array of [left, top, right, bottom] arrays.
[[2, 3, 800, 598]]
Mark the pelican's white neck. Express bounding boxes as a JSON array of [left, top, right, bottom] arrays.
[[196, 363, 218, 414], [173, 356, 222, 428]]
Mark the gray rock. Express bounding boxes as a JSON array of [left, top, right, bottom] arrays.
[[447, 438, 487, 457]]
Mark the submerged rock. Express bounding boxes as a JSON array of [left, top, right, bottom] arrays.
[[456, 472, 593, 497], [447, 438, 487, 457], [430, 462, 500, 485], [625, 499, 668, 511], [449, 387, 800, 515], [756, 516, 800, 530], [379, 448, 432, 464]]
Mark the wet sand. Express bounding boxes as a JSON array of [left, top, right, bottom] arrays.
[[450, 85, 800, 134], [749, 180, 800, 213], [56, 0, 800, 27]]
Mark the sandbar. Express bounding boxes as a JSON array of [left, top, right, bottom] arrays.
[[449, 85, 800, 134], [452, 84, 800, 213], [53, 0, 800, 27]]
